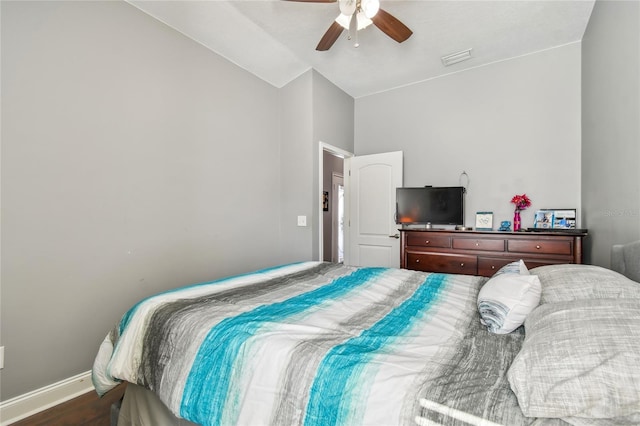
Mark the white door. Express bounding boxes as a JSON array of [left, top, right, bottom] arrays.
[[344, 151, 403, 267]]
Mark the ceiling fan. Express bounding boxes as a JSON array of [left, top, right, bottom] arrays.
[[290, 0, 413, 51]]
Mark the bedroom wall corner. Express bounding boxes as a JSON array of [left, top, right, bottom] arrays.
[[311, 70, 355, 261], [277, 70, 354, 264], [278, 71, 315, 264]]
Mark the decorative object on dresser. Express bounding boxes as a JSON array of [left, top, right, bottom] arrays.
[[498, 220, 512, 231], [510, 194, 531, 232], [400, 229, 587, 277], [533, 208, 577, 229], [475, 212, 493, 231]]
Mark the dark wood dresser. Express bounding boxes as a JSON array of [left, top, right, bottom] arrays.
[[400, 229, 587, 277]]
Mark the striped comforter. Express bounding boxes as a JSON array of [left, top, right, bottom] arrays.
[[92, 262, 531, 426]]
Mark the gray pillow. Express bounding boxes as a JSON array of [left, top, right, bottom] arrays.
[[507, 298, 640, 419], [529, 264, 640, 304]]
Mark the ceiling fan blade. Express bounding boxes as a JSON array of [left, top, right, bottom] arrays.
[[316, 21, 344, 51], [371, 8, 413, 43]]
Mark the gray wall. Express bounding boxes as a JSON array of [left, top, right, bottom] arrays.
[[0, 1, 353, 400], [355, 44, 582, 229], [277, 70, 354, 264], [279, 71, 314, 263], [312, 71, 355, 259], [581, 0, 640, 266]]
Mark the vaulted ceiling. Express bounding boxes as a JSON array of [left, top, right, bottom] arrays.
[[128, 0, 595, 98]]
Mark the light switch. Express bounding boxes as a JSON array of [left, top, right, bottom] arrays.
[[297, 215, 307, 227]]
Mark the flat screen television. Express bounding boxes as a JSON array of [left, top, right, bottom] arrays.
[[395, 186, 465, 225]]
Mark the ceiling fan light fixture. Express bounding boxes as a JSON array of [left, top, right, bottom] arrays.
[[336, 11, 372, 31], [441, 49, 473, 66], [361, 0, 380, 18], [316, 0, 412, 51], [335, 13, 351, 30], [356, 12, 373, 30], [338, 0, 356, 16]]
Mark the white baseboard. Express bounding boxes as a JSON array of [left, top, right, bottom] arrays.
[[0, 371, 94, 425]]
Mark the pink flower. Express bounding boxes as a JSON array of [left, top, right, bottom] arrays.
[[511, 194, 531, 211]]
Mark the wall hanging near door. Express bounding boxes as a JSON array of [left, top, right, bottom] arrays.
[[323, 191, 329, 211]]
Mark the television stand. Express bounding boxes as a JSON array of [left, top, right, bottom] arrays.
[[400, 229, 587, 277]]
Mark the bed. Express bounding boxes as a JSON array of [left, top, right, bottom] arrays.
[[92, 261, 640, 426]]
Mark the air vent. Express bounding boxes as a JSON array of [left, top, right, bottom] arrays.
[[441, 49, 473, 67]]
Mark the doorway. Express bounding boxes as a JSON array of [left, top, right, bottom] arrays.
[[319, 142, 353, 262]]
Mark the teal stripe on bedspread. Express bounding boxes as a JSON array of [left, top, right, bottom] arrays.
[[303, 273, 448, 426], [180, 266, 386, 426]]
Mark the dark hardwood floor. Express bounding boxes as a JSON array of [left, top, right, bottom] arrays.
[[10, 383, 126, 426]]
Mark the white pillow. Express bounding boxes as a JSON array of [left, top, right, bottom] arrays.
[[494, 259, 530, 276], [478, 274, 541, 334]]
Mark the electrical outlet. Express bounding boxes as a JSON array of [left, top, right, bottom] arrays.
[[0, 346, 4, 369], [297, 215, 307, 227]]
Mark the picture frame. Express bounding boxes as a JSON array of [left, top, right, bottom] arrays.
[[323, 191, 329, 211], [533, 209, 576, 229], [475, 211, 493, 231]]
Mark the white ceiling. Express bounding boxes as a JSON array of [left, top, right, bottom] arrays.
[[127, 0, 595, 98]]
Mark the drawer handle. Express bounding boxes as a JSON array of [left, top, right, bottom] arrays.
[[415, 259, 420, 263], [425, 240, 430, 244], [475, 242, 480, 246], [460, 263, 465, 267], [491, 265, 496, 270], [536, 245, 541, 249]]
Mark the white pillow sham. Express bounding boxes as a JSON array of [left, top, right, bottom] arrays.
[[477, 269, 541, 334]]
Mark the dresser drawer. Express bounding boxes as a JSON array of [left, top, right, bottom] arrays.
[[477, 257, 514, 277], [507, 239, 572, 256], [406, 234, 451, 248], [406, 252, 477, 275], [453, 238, 505, 252]]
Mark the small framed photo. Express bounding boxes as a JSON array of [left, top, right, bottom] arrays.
[[533, 210, 554, 229], [475, 211, 493, 231], [533, 209, 576, 229], [323, 191, 329, 211]]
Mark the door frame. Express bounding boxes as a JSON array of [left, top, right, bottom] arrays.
[[331, 172, 344, 263], [318, 141, 353, 262]]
